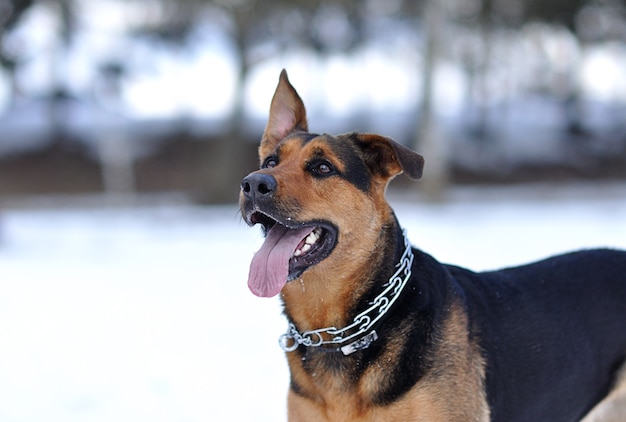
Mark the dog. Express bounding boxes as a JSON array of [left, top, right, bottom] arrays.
[[239, 70, 626, 421]]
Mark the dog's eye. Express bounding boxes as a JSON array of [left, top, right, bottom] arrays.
[[309, 160, 335, 176], [262, 157, 278, 169], [318, 163, 332, 174]]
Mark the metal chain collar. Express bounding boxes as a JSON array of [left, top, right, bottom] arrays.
[[279, 229, 414, 356]]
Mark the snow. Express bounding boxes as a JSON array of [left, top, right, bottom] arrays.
[[1, 183, 626, 421]]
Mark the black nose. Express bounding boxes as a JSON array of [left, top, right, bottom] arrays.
[[241, 173, 277, 199]]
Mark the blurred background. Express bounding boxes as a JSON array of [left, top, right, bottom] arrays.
[[0, 0, 624, 203], [1, 1, 626, 421]]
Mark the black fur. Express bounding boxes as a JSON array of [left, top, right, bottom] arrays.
[[455, 249, 626, 421], [319, 136, 372, 193]]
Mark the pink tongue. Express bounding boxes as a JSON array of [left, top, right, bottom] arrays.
[[248, 225, 315, 297]]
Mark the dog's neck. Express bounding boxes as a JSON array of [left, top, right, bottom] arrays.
[[281, 217, 456, 411], [280, 228, 412, 355], [279, 220, 411, 355]]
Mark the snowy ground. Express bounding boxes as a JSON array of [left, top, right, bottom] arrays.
[[1, 182, 626, 422]]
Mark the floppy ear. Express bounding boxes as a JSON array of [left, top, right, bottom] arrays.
[[260, 70, 308, 159], [353, 134, 424, 181]]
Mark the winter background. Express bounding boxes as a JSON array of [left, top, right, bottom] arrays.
[[1, 183, 626, 422], [1, 0, 626, 421]]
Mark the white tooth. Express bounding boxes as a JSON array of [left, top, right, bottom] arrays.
[[305, 232, 317, 245], [294, 249, 302, 257], [302, 244, 312, 253]]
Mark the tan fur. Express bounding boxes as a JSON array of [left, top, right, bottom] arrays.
[[286, 300, 490, 421], [581, 362, 626, 422]]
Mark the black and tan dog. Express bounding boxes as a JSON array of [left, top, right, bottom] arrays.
[[239, 70, 626, 421]]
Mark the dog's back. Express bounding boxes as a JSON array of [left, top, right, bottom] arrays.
[[448, 249, 626, 421]]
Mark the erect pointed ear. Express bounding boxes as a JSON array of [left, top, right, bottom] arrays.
[[353, 134, 424, 181], [260, 70, 308, 158]]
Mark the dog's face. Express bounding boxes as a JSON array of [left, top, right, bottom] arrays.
[[240, 70, 424, 303]]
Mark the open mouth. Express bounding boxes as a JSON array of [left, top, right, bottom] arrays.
[[288, 225, 335, 280], [246, 210, 338, 297]]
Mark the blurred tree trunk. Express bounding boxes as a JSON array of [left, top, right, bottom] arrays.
[[0, 0, 35, 106], [415, 0, 449, 199], [47, 0, 78, 147], [198, 6, 253, 204], [474, 20, 492, 141]]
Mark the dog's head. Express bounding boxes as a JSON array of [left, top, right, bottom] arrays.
[[240, 70, 424, 299]]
